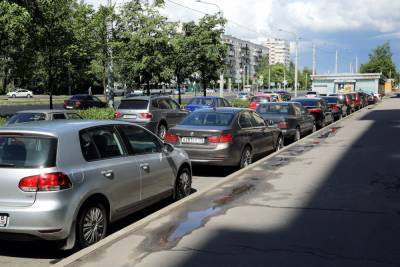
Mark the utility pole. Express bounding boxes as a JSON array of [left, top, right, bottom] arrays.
[[294, 37, 298, 97], [106, 0, 114, 107], [312, 43, 316, 75], [350, 62, 352, 73], [268, 66, 271, 90], [305, 73, 308, 90], [335, 49, 338, 73], [355, 56, 358, 73]]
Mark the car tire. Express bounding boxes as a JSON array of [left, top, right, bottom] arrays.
[[174, 167, 192, 200], [12, 94, 16, 98], [320, 119, 325, 128], [157, 123, 167, 140], [77, 202, 108, 248], [275, 135, 284, 152], [294, 127, 301, 142], [27, 94, 32, 98], [239, 146, 252, 169]]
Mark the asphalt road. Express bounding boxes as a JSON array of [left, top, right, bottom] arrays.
[[0, 167, 237, 267], [58, 97, 400, 267]]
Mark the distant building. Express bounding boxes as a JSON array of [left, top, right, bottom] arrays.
[[311, 73, 384, 95], [264, 38, 290, 66], [223, 35, 269, 86]]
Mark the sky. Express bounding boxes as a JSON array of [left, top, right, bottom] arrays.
[[86, 0, 400, 75]]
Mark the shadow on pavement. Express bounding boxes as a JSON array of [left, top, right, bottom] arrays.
[[170, 107, 400, 267]]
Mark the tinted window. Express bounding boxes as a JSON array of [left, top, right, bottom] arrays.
[[223, 99, 231, 107], [180, 112, 234, 126], [257, 103, 290, 114], [239, 112, 252, 128], [250, 112, 266, 127], [53, 113, 66, 120], [293, 99, 320, 107], [119, 125, 162, 155], [118, 100, 149, 110], [80, 127, 125, 160], [7, 113, 46, 124], [92, 96, 102, 102], [188, 98, 214, 106], [168, 99, 180, 110], [0, 135, 57, 168], [158, 99, 172, 109], [71, 95, 87, 100], [323, 97, 339, 104], [217, 98, 225, 107], [66, 113, 83, 119]]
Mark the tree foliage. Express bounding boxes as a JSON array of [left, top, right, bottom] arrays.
[[360, 42, 397, 78]]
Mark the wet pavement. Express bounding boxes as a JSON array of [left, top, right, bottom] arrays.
[[56, 99, 400, 267]]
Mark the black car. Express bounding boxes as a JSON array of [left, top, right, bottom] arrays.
[[257, 102, 315, 142], [321, 96, 347, 120], [292, 97, 334, 129], [165, 108, 283, 169], [63, 94, 107, 110]]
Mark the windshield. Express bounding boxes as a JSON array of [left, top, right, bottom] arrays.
[[188, 98, 214, 106], [251, 96, 270, 103], [118, 100, 149, 110], [257, 103, 290, 114], [180, 112, 234, 126], [0, 135, 57, 168], [7, 113, 46, 124]]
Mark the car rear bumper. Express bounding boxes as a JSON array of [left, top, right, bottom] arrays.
[[0, 198, 73, 241], [177, 144, 241, 166]]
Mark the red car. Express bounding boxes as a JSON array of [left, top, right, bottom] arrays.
[[350, 92, 362, 110], [248, 95, 271, 110]]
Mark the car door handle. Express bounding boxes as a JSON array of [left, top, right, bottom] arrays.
[[140, 163, 150, 172], [101, 170, 114, 179]]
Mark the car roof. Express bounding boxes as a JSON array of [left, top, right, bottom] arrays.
[[0, 120, 133, 137], [15, 109, 78, 114], [192, 107, 246, 114]]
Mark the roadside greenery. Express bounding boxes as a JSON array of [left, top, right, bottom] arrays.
[[0, 117, 6, 126], [0, 0, 227, 104], [76, 108, 115, 120], [231, 99, 250, 108]]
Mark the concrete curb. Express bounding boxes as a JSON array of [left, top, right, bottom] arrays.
[[55, 103, 372, 266]]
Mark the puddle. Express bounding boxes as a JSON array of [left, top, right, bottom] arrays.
[[168, 206, 222, 242]]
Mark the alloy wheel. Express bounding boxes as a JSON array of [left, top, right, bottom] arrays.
[[175, 169, 192, 200], [276, 136, 283, 151], [158, 124, 167, 140], [240, 148, 252, 168], [79, 205, 107, 247]]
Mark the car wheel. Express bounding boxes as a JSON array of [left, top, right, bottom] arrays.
[[239, 146, 252, 169], [275, 135, 284, 151], [157, 123, 167, 140], [294, 127, 301, 142], [174, 167, 192, 200], [12, 94, 16, 98], [77, 202, 108, 248], [320, 119, 326, 128], [27, 94, 32, 98]]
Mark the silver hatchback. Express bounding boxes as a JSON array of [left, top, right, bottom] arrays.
[[0, 120, 191, 249]]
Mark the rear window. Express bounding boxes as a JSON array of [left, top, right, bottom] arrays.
[[188, 98, 214, 106], [251, 96, 270, 103], [7, 113, 46, 124], [0, 135, 57, 168], [70, 95, 87, 100], [118, 100, 149, 110], [258, 104, 290, 114], [323, 97, 339, 104], [180, 112, 234, 126], [293, 99, 320, 107]]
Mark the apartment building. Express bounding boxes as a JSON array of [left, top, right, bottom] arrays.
[[264, 38, 290, 66]]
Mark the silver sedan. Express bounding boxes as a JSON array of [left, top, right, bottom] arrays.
[[0, 120, 191, 249]]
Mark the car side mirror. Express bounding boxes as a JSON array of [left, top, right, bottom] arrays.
[[163, 142, 175, 154]]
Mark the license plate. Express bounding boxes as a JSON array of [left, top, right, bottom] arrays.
[[0, 215, 9, 227], [66, 106, 73, 109], [181, 137, 205, 144], [123, 115, 137, 119]]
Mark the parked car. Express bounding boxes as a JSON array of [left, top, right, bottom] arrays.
[[329, 93, 354, 115], [321, 96, 347, 120], [0, 120, 191, 249], [305, 91, 319, 98], [350, 92, 362, 110], [248, 94, 271, 110], [165, 108, 283, 168], [257, 102, 315, 142], [5, 110, 82, 125], [237, 92, 253, 100], [267, 93, 283, 102], [275, 91, 292, 101], [367, 93, 378, 105], [185, 96, 231, 112], [114, 95, 188, 139], [6, 89, 33, 98], [292, 97, 334, 128], [358, 92, 369, 107], [63, 94, 107, 110]]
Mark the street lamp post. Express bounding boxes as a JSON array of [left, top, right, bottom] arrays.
[[278, 28, 299, 98], [195, 0, 224, 97]]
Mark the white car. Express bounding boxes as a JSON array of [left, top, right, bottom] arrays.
[[305, 91, 319, 98], [6, 89, 33, 98]]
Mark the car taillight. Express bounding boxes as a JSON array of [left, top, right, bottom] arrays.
[[330, 104, 339, 111], [249, 102, 258, 110], [165, 132, 178, 143], [114, 112, 122, 118], [75, 101, 81, 107], [308, 108, 321, 113], [19, 172, 72, 192], [277, 121, 288, 129], [139, 112, 153, 119], [208, 133, 233, 144]]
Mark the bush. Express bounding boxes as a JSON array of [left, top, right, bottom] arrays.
[[76, 108, 115, 120], [0, 117, 6, 126], [231, 99, 249, 108]]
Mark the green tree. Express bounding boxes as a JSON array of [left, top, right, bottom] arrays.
[[300, 68, 312, 90], [0, 1, 31, 93], [187, 15, 227, 96], [360, 42, 397, 78]]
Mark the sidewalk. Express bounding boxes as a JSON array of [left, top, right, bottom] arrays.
[[58, 98, 400, 267]]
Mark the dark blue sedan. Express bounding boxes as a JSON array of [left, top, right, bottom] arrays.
[[185, 96, 231, 112]]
